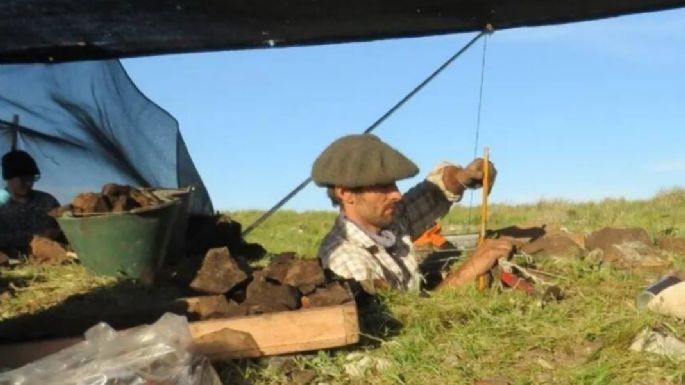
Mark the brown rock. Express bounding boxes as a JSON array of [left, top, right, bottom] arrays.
[[566, 231, 586, 249], [244, 270, 301, 314], [109, 195, 141, 213], [264, 254, 326, 294], [222, 301, 251, 318], [585, 227, 652, 253], [101, 183, 132, 197], [72, 192, 111, 214], [608, 242, 670, 269], [302, 282, 350, 309], [129, 189, 158, 208], [29, 236, 69, 265], [48, 205, 73, 218], [182, 295, 233, 320], [657, 237, 685, 254], [284, 260, 326, 294], [0, 250, 9, 266], [263, 252, 296, 283], [520, 232, 585, 259], [584, 227, 671, 268], [189, 247, 249, 294]]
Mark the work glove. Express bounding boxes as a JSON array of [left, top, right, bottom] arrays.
[[442, 158, 497, 195]]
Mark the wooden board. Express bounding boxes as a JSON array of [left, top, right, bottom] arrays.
[[0, 302, 359, 368], [191, 301, 359, 359]]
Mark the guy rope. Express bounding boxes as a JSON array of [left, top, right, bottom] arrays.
[[242, 26, 494, 236]]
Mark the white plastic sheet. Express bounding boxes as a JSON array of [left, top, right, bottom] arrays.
[[0, 313, 222, 385]]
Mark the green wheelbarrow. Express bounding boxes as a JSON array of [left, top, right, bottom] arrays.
[[56, 187, 192, 281]]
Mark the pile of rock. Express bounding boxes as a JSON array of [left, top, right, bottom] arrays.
[[51, 183, 163, 216], [172, 248, 351, 321]]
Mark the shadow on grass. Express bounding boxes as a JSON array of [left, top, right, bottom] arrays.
[[0, 279, 188, 342], [0, 274, 32, 296]]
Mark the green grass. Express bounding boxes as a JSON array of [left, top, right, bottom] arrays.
[[228, 210, 337, 258], [224, 188, 685, 385], [2, 188, 685, 384], [231, 188, 685, 257], [0, 263, 115, 321]]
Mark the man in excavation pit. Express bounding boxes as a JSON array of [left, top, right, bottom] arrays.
[[312, 134, 513, 293]]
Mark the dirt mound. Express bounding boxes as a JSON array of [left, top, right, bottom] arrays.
[[657, 237, 685, 254], [585, 227, 652, 252], [585, 227, 669, 269], [520, 232, 585, 260]]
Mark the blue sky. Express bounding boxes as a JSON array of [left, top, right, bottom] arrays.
[[123, 8, 684, 211]]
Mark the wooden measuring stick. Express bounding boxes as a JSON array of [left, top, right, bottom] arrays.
[[476, 147, 490, 290]]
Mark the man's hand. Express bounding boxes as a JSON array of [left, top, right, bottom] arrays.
[[438, 239, 514, 289], [460, 158, 497, 190], [442, 159, 497, 196]]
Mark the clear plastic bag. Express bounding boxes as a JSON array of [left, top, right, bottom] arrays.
[[0, 313, 222, 385]]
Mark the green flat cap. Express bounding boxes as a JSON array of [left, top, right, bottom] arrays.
[[311, 134, 419, 187]]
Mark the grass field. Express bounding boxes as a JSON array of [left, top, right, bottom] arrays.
[[226, 188, 685, 385], [2, 188, 685, 384]]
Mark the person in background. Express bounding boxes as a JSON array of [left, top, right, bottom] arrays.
[[0, 150, 60, 258]]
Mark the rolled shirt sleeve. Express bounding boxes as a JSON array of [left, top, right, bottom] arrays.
[[392, 162, 463, 241]]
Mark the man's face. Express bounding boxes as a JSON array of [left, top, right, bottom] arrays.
[[338, 183, 402, 232], [6, 175, 35, 198]]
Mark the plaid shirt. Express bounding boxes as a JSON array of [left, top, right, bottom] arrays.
[[0, 190, 60, 252], [318, 163, 462, 291]]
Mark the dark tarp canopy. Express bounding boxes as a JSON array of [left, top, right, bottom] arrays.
[[0, 61, 213, 214], [1, 0, 685, 63]]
